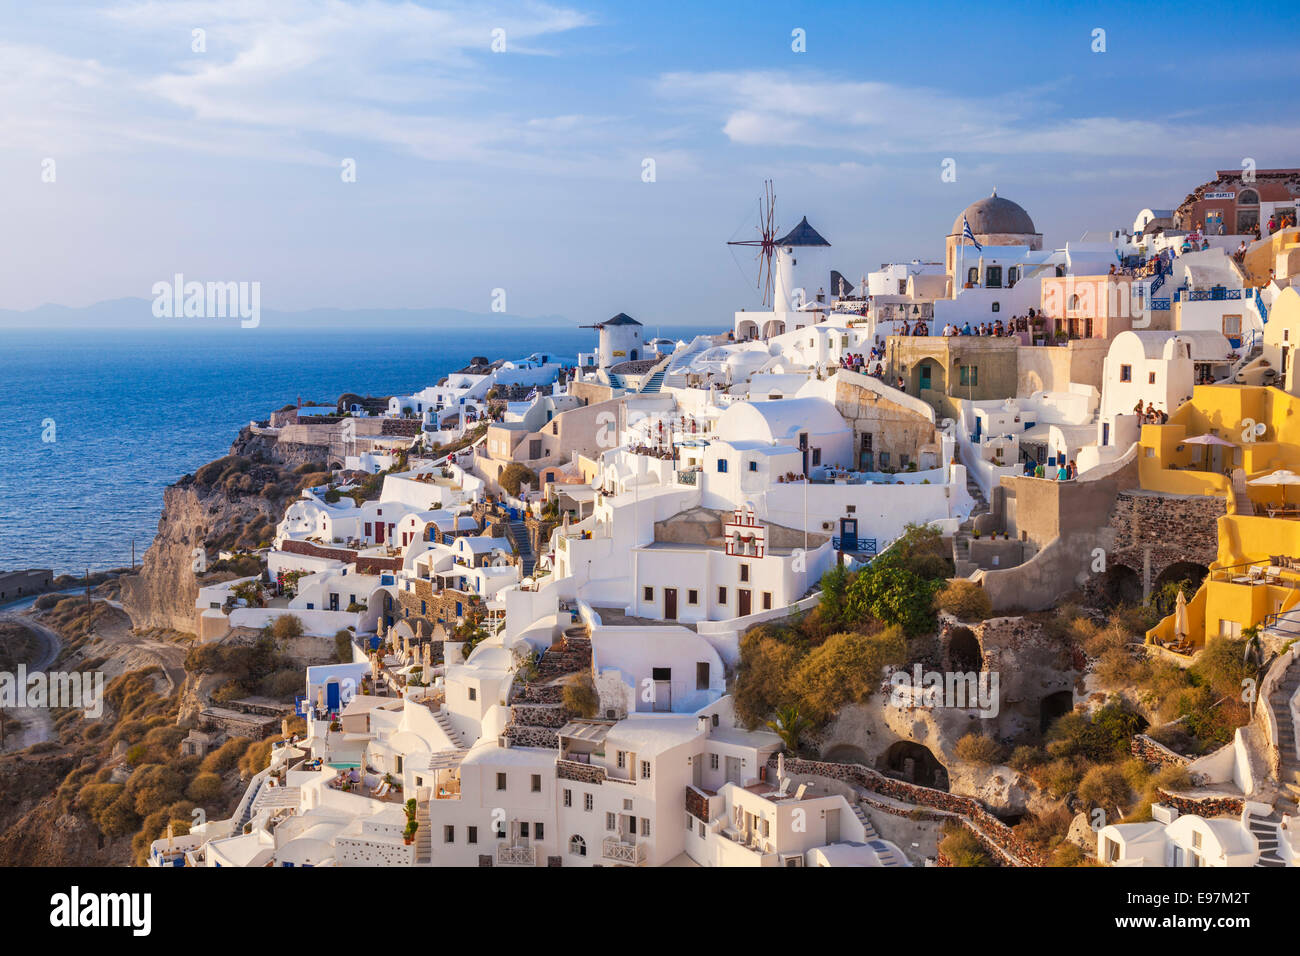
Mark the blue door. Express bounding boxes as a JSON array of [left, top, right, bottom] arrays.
[[326, 681, 340, 711]]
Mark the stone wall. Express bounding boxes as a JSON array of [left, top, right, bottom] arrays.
[[503, 726, 559, 749], [770, 755, 1045, 866], [1155, 789, 1244, 818], [1130, 734, 1192, 768], [1106, 489, 1223, 582]]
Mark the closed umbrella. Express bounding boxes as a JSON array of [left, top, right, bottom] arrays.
[[1174, 589, 1189, 644]]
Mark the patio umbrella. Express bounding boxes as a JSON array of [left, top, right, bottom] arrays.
[[1248, 468, 1300, 507], [1173, 589, 1189, 643], [1180, 433, 1236, 472]]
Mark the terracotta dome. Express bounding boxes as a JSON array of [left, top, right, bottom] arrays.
[[951, 189, 1036, 236]]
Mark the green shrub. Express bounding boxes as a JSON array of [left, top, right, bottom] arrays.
[[792, 626, 906, 723], [938, 821, 994, 866]]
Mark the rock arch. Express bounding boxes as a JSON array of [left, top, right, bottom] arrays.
[[878, 740, 949, 791]]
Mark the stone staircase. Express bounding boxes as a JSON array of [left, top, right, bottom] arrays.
[[536, 624, 592, 682], [1231, 467, 1255, 516], [1248, 812, 1286, 867], [415, 799, 432, 864], [1270, 659, 1300, 817], [852, 801, 879, 839], [638, 369, 666, 394], [506, 519, 535, 576], [952, 471, 991, 577], [433, 707, 464, 748], [851, 802, 906, 866]]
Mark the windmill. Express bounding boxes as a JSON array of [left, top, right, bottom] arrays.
[[728, 180, 779, 307]]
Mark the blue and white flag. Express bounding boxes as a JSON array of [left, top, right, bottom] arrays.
[[961, 215, 982, 251]]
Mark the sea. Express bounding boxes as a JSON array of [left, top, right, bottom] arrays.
[[0, 324, 707, 575]]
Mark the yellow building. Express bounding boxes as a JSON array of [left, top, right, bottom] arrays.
[[1241, 227, 1300, 287], [1142, 383, 1300, 653]]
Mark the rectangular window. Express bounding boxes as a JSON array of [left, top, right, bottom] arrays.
[[959, 365, 978, 387], [1119, 364, 1132, 383], [686, 814, 694, 832], [468, 687, 477, 701], [617, 751, 626, 769], [709, 753, 719, 770], [1148, 371, 1157, 385], [716, 459, 728, 473], [748, 460, 758, 472], [1223, 314, 1242, 337], [739, 564, 750, 583], [531, 774, 541, 793], [696, 661, 710, 690], [535, 822, 544, 840], [444, 825, 455, 843], [687, 589, 698, 605], [563, 789, 572, 808], [468, 826, 478, 844], [763, 592, 773, 610], [643, 586, 653, 602], [811, 448, 821, 466], [606, 812, 616, 831], [717, 586, 727, 605], [519, 822, 530, 839], [496, 772, 507, 791], [642, 818, 651, 837], [584, 793, 593, 811], [640, 760, 651, 779]]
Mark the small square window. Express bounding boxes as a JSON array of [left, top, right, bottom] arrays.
[[716, 459, 728, 473], [748, 460, 758, 472], [687, 589, 698, 605]]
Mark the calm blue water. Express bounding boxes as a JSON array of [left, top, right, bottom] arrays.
[[0, 326, 704, 575]]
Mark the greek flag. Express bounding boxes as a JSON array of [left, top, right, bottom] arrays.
[[961, 215, 982, 251]]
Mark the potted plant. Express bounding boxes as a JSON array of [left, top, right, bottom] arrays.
[[403, 798, 418, 844]]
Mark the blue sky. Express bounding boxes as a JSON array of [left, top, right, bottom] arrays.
[[1, 0, 1296, 324]]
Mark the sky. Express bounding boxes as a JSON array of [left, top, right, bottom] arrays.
[[1, 0, 1297, 326]]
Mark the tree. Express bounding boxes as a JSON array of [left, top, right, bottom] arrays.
[[733, 628, 803, 727], [499, 463, 539, 497], [845, 564, 942, 636], [793, 626, 906, 722], [765, 705, 810, 752]]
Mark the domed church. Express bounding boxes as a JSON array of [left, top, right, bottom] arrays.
[[944, 189, 1042, 278]]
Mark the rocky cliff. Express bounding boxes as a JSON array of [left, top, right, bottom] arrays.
[[120, 431, 328, 634]]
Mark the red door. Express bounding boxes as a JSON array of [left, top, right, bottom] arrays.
[[375, 522, 385, 544]]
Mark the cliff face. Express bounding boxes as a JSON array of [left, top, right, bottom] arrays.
[[120, 431, 326, 634]]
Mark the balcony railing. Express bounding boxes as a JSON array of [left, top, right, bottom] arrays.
[[496, 843, 537, 866], [602, 837, 647, 865]]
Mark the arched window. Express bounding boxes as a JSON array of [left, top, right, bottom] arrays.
[[569, 835, 587, 856], [1068, 294, 1081, 310], [1237, 189, 1259, 205], [967, 267, 978, 285]]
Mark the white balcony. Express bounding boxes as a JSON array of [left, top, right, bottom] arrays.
[[496, 843, 536, 866], [601, 837, 647, 866]]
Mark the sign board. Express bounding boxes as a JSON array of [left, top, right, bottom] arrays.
[[1205, 191, 1236, 200], [612, 350, 626, 357]]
